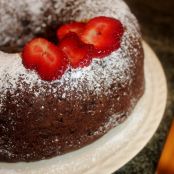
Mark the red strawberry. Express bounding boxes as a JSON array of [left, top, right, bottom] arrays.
[[80, 16, 124, 57], [57, 22, 85, 40], [59, 33, 94, 68], [22, 38, 68, 81]]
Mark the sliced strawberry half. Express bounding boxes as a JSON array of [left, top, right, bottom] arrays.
[[22, 38, 68, 81], [80, 16, 124, 57], [57, 22, 85, 40], [59, 33, 94, 68]]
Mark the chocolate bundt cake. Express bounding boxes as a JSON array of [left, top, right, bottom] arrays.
[[0, 0, 144, 162]]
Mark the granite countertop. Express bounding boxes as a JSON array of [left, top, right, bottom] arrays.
[[114, 0, 174, 173]]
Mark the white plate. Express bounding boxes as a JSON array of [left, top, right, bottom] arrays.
[[0, 41, 167, 174]]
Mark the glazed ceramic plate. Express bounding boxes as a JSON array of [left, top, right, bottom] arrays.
[[0, 41, 167, 174]]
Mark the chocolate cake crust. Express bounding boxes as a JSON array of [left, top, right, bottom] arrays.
[[0, 0, 144, 162]]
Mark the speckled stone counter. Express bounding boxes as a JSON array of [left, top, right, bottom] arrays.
[[115, 0, 174, 173]]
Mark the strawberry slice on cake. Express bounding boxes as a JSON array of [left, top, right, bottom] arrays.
[[59, 33, 94, 68], [22, 38, 68, 81], [80, 16, 124, 57]]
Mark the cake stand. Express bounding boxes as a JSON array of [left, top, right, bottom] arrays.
[[0, 41, 167, 174]]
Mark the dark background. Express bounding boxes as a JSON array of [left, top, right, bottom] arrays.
[[114, 0, 174, 173]]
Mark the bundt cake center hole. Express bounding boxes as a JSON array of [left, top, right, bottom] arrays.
[[0, 22, 63, 53]]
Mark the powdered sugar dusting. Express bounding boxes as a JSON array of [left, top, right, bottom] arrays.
[[0, 0, 53, 48], [0, 30, 136, 104]]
